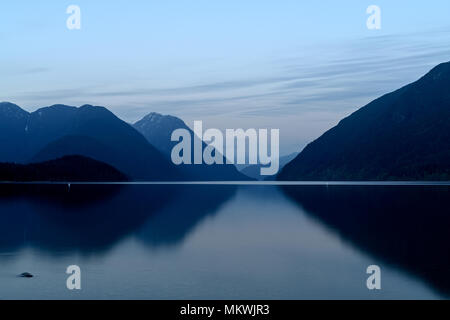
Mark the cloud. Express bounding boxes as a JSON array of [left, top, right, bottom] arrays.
[[6, 27, 450, 124], [4, 67, 51, 77], [22, 67, 51, 75], [87, 76, 300, 97]]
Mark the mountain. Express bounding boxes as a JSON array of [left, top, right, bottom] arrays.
[[0, 103, 180, 180], [240, 152, 299, 180], [0, 155, 127, 182], [134, 112, 250, 180], [0, 102, 29, 162], [134, 113, 187, 157], [279, 62, 450, 181]]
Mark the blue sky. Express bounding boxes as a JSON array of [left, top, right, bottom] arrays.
[[1, 1, 450, 154]]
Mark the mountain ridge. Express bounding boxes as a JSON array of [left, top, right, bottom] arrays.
[[278, 61, 450, 181], [0, 103, 180, 181], [134, 112, 251, 181]]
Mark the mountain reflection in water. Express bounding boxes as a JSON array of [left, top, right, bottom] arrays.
[[283, 185, 450, 296], [0, 184, 448, 299], [0, 184, 236, 254]]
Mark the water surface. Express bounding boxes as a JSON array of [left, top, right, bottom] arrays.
[[0, 184, 448, 299]]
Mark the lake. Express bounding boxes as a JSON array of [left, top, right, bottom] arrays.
[[0, 184, 449, 299]]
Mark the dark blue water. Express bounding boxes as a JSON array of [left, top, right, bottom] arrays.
[[0, 184, 449, 299]]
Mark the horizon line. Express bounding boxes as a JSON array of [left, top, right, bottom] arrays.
[[0, 181, 449, 186]]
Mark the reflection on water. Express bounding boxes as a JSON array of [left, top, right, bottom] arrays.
[[282, 185, 450, 296], [0, 184, 235, 253], [0, 184, 448, 299]]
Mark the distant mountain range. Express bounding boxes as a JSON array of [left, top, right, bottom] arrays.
[[0, 155, 126, 182], [240, 152, 298, 180], [279, 61, 450, 181], [134, 112, 250, 181]]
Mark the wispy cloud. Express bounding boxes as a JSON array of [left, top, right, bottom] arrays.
[[4, 67, 51, 77]]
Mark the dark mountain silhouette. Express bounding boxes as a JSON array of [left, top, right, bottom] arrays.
[[279, 62, 450, 181], [134, 112, 250, 180], [33, 135, 116, 164], [0, 155, 127, 182], [241, 152, 298, 180], [0, 102, 29, 162], [0, 103, 180, 180]]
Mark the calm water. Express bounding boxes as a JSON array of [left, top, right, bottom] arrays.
[[0, 184, 449, 299]]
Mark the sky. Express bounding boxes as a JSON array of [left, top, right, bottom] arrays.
[[1, 1, 450, 155]]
